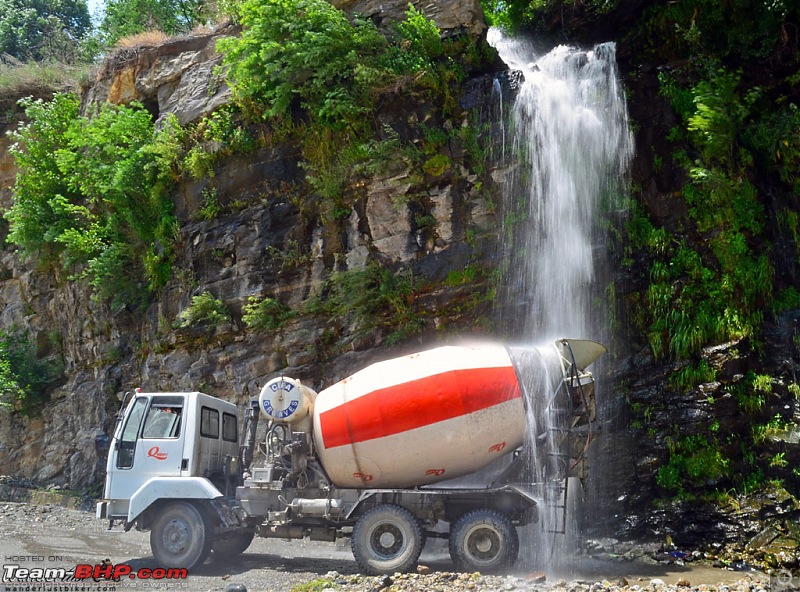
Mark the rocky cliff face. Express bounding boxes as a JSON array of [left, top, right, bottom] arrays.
[[0, 6, 511, 492]]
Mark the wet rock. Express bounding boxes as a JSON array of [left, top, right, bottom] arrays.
[[747, 527, 780, 550]]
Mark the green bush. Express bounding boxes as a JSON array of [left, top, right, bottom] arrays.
[[394, 4, 443, 62], [218, 0, 454, 129], [183, 106, 256, 180], [5, 94, 180, 307], [175, 292, 230, 329], [656, 435, 729, 493], [218, 0, 387, 125], [423, 153, 451, 176], [0, 330, 62, 416], [686, 70, 750, 166], [634, 67, 776, 360], [242, 296, 294, 331], [313, 263, 423, 341]]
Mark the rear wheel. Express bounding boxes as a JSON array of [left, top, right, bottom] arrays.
[[150, 501, 213, 569], [211, 531, 255, 558], [449, 509, 519, 573], [351, 504, 423, 575]]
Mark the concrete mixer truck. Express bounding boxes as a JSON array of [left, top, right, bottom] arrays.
[[96, 339, 606, 575]]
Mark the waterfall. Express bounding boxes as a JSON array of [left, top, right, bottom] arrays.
[[488, 29, 634, 573], [490, 30, 634, 339]]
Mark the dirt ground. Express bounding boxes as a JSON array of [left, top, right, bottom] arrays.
[[0, 502, 775, 592]]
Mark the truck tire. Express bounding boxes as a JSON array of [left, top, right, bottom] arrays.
[[211, 531, 255, 558], [351, 504, 423, 575], [150, 501, 214, 569], [449, 509, 519, 573]]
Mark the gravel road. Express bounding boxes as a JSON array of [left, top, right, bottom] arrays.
[[0, 502, 783, 592]]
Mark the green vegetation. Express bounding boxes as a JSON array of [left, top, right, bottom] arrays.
[[242, 296, 294, 331], [217, 0, 491, 214], [289, 579, 337, 592], [656, 435, 729, 494], [5, 94, 180, 308], [174, 292, 230, 329], [669, 360, 716, 392], [626, 65, 781, 360], [218, 0, 387, 125], [0, 0, 91, 63], [184, 106, 256, 181], [100, 0, 210, 47], [752, 414, 795, 445], [0, 329, 62, 416], [311, 263, 423, 345]]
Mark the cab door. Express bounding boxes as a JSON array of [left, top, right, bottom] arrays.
[[105, 395, 186, 516], [132, 395, 186, 479]]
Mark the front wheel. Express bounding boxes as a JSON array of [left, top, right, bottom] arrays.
[[449, 509, 519, 573], [150, 501, 214, 569], [351, 504, 423, 575]]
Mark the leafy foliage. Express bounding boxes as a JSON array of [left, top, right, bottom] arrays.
[[100, 0, 210, 47], [218, 0, 470, 124], [656, 435, 729, 494], [218, 0, 387, 125], [183, 106, 255, 181], [174, 292, 230, 329], [217, 0, 485, 220], [637, 0, 799, 65], [0, 329, 62, 416], [631, 67, 776, 360], [312, 263, 423, 343], [5, 94, 180, 307], [0, 0, 91, 63], [242, 296, 294, 331]]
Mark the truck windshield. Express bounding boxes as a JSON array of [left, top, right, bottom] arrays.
[[142, 397, 184, 439]]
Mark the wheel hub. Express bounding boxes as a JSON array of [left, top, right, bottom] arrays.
[[466, 526, 501, 562], [162, 519, 190, 553], [370, 523, 403, 558], [475, 535, 493, 553]]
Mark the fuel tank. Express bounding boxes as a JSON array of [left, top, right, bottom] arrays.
[[312, 344, 526, 488]]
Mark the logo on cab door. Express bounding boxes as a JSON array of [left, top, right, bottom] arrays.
[[147, 446, 168, 460]]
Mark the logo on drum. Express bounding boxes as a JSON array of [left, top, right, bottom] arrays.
[[425, 468, 446, 477], [353, 472, 373, 481], [263, 399, 299, 418], [489, 441, 507, 453]]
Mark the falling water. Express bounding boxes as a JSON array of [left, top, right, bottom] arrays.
[[488, 29, 634, 572], [490, 30, 633, 339]]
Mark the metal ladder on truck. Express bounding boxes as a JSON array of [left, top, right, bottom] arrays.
[[544, 341, 596, 534]]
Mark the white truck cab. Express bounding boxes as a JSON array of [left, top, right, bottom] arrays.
[[97, 391, 239, 522]]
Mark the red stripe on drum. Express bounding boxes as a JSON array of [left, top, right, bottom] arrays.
[[319, 366, 521, 449]]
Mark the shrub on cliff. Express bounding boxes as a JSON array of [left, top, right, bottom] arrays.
[[0, 329, 62, 416], [217, 0, 455, 128], [4, 93, 181, 307]]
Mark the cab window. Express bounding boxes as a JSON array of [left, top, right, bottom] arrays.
[[142, 397, 184, 439], [200, 406, 219, 439], [222, 412, 238, 443]]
